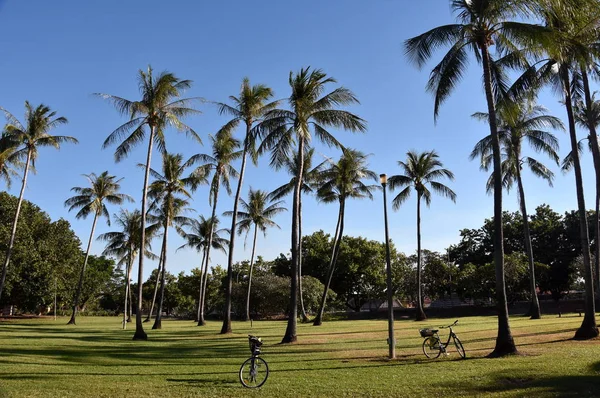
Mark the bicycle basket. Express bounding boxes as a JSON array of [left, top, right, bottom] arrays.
[[248, 336, 263, 353], [419, 329, 435, 337]]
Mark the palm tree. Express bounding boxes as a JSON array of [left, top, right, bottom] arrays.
[[216, 78, 278, 334], [0, 102, 77, 301], [98, 66, 201, 340], [269, 148, 325, 322], [64, 171, 133, 325], [224, 188, 286, 321], [98, 209, 157, 329], [0, 134, 23, 189], [312, 149, 378, 326], [404, 0, 549, 356], [147, 153, 205, 329], [259, 67, 366, 343], [178, 215, 229, 320], [190, 132, 240, 325], [471, 100, 562, 320], [388, 150, 456, 321]]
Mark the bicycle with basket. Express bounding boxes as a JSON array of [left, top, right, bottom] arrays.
[[239, 335, 269, 388], [419, 320, 466, 359]]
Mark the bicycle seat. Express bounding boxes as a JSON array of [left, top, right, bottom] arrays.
[[430, 329, 438, 333]]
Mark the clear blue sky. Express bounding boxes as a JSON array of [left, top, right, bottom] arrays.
[[0, 1, 596, 279]]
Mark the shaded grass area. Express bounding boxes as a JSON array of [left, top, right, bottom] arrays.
[[0, 314, 598, 397]]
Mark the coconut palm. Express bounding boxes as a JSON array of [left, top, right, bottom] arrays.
[[98, 209, 158, 329], [269, 148, 325, 322], [189, 132, 240, 325], [404, 0, 549, 356], [64, 171, 133, 325], [312, 149, 378, 326], [388, 150, 456, 321], [224, 188, 286, 321], [0, 102, 77, 301], [470, 100, 562, 319], [259, 67, 366, 343], [146, 153, 205, 329], [98, 66, 201, 340], [216, 78, 278, 334], [0, 134, 23, 189]]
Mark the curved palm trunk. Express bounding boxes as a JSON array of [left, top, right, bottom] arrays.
[[133, 126, 155, 340], [245, 223, 259, 321], [563, 67, 599, 339], [198, 180, 220, 326], [416, 195, 426, 321], [298, 196, 309, 322], [127, 275, 133, 322], [481, 45, 517, 357], [123, 249, 134, 329], [153, 221, 169, 330], [313, 200, 345, 326], [146, 233, 166, 322], [282, 136, 304, 343], [196, 248, 208, 323], [68, 211, 100, 325], [222, 126, 251, 334], [516, 168, 541, 319], [0, 149, 32, 301]]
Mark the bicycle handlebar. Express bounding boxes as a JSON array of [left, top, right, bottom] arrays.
[[439, 320, 459, 329]]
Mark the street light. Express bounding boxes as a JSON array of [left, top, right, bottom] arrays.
[[380, 173, 395, 359]]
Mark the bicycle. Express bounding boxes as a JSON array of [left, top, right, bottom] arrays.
[[419, 320, 466, 359], [239, 335, 269, 388]]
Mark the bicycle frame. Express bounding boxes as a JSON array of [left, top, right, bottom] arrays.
[[434, 326, 456, 353]]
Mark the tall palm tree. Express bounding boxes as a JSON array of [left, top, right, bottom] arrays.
[[404, 0, 548, 356], [312, 149, 378, 326], [64, 171, 133, 325], [0, 102, 77, 301], [178, 215, 229, 320], [224, 188, 286, 321], [98, 66, 201, 340], [147, 153, 205, 329], [388, 150, 456, 321], [216, 78, 278, 334], [190, 132, 240, 325], [0, 134, 23, 189], [259, 67, 366, 343], [269, 148, 325, 322], [98, 209, 157, 329], [471, 100, 562, 320]]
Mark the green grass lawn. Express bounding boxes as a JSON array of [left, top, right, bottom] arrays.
[[0, 314, 598, 397]]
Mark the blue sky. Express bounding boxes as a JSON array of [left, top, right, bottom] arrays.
[[0, 1, 597, 279]]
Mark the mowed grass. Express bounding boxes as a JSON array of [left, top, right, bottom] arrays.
[[0, 314, 599, 397]]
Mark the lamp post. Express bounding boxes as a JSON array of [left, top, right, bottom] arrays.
[[380, 173, 395, 359]]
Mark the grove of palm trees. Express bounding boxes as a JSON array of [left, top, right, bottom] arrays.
[[1, 0, 599, 396]]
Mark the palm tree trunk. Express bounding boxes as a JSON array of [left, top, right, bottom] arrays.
[[153, 220, 169, 330], [222, 125, 251, 334], [581, 68, 600, 306], [416, 194, 426, 321], [282, 135, 304, 343], [564, 67, 599, 339], [0, 150, 31, 301], [314, 200, 345, 326], [516, 167, 541, 319], [198, 180, 220, 326], [123, 250, 133, 329], [298, 195, 309, 322], [196, 247, 207, 323], [245, 223, 259, 321], [127, 273, 133, 322], [133, 126, 155, 340], [146, 232, 166, 322], [481, 45, 517, 357], [67, 211, 99, 325]]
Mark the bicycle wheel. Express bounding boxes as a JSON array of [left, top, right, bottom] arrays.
[[453, 336, 466, 359], [239, 357, 269, 388], [422, 337, 441, 359]]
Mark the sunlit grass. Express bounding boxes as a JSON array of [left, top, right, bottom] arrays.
[[0, 313, 598, 397]]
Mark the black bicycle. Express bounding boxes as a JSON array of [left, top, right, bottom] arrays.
[[239, 335, 269, 388], [419, 320, 466, 359]]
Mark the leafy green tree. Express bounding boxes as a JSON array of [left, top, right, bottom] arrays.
[[470, 100, 562, 319], [388, 150, 456, 321], [64, 171, 132, 324], [259, 67, 366, 342], [224, 188, 285, 321], [0, 102, 77, 301], [98, 66, 201, 340], [313, 150, 377, 326], [404, 0, 550, 356]]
